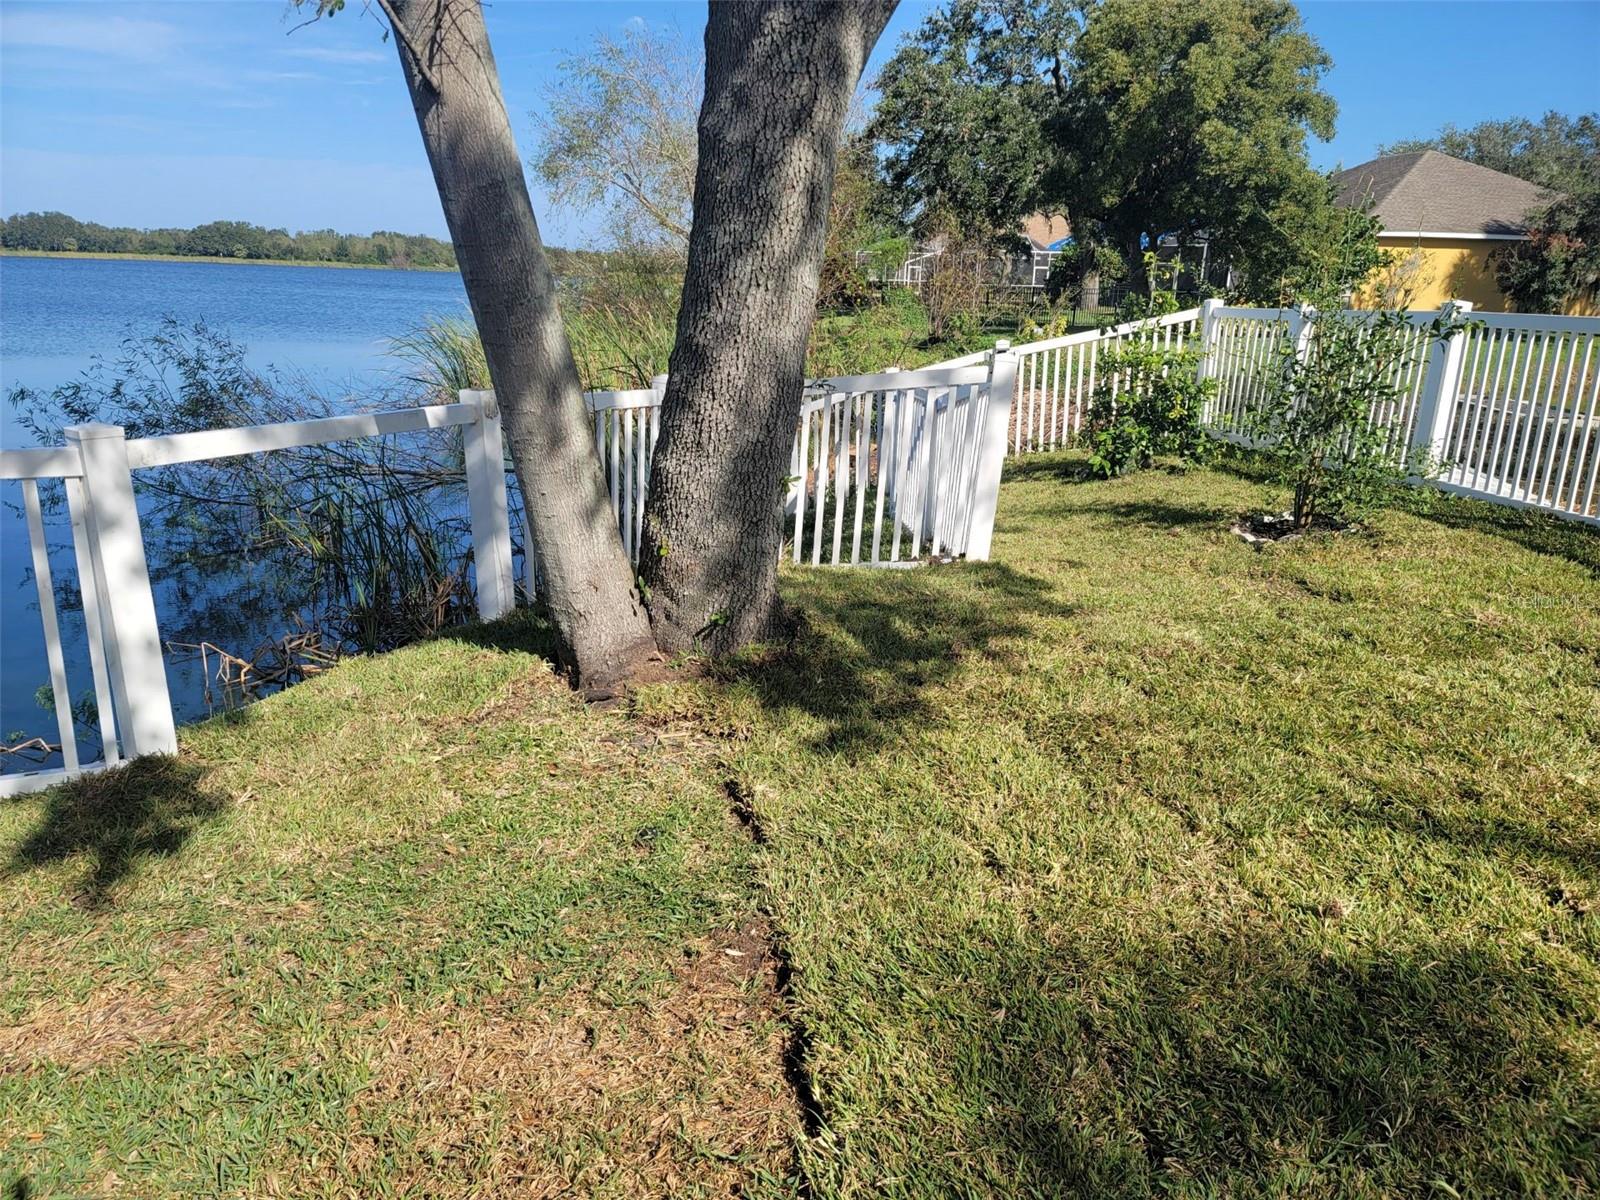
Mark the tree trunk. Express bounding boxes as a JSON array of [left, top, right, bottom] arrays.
[[1081, 268, 1101, 312], [387, 0, 656, 690], [637, 0, 897, 655]]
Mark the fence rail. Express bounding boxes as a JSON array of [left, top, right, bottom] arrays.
[[1195, 298, 1600, 525], [11, 298, 1588, 795], [4, 361, 1019, 794], [979, 299, 1599, 526], [924, 309, 1203, 454], [0, 393, 515, 798]]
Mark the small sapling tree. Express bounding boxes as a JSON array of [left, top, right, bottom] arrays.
[[1248, 209, 1467, 530]]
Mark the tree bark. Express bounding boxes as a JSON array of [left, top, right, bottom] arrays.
[[1081, 268, 1101, 312], [637, 0, 898, 655], [387, 0, 656, 690]]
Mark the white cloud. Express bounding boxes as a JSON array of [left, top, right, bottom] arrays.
[[283, 44, 388, 66], [0, 10, 181, 61]]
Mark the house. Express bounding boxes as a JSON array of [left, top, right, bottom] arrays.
[[859, 214, 1073, 293], [1334, 150, 1553, 311], [1020, 213, 1071, 287]]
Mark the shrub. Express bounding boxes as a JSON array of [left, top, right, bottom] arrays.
[[1084, 338, 1215, 477], [1249, 305, 1464, 530], [1248, 205, 1466, 531]]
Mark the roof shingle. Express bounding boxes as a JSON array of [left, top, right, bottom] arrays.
[[1334, 150, 1554, 238]]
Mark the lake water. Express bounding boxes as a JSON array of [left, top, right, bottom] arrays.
[[1, 255, 471, 774]]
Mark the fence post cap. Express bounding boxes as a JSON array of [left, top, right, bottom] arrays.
[[64, 423, 128, 442], [994, 338, 1012, 351], [1443, 298, 1475, 314]]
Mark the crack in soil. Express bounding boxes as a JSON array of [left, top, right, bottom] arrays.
[[722, 776, 828, 1159]]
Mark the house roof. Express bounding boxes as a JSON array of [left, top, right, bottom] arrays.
[[1334, 150, 1553, 239], [1020, 213, 1071, 250]]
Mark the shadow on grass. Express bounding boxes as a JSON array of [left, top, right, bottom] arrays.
[[1402, 490, 1600, 578], [6, 755, 230, 908], [1002, 455, 1100, 486], [725, 559, 1076, 756], [1205, 441, 1600, 575], [968, 928, 1595, 1196], [1077, 499, 1235, 531], [1348, 789, 1600, 879], [436, 605, 562, 658]]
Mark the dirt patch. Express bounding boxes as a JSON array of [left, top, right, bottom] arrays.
[[319, 922, 798, 1197]]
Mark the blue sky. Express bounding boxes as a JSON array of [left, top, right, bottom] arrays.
[[2, 1, 1596, 247]]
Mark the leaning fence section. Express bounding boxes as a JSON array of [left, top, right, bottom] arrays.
[[587, 377, 665, 565], [584, 358, 1019, 569], [789, 362, 1015, 566]]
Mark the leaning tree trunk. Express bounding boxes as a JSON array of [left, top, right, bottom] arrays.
[[387, 0, 656, 690], [636, 0, 898, 656]]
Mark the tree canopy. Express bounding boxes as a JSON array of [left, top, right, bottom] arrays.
[[1048, 0, 1335, 291], [867, 0, 1072, 237], [867, 0, 1340, 297], [1, 211, 459, 269], [1495, 175, 1600, 312], [531, 25, 701, 251]]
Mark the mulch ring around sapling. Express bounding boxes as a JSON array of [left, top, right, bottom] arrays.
[[1230, 510, 1352, 547]]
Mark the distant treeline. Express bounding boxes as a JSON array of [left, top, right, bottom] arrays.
[[1, 211, 625, 276], [1, 211, 463, 269]]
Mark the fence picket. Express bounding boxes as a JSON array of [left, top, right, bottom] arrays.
[[23, 480, 78, 774]]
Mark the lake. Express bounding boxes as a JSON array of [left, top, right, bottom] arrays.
[[1, 255, 471, 775]]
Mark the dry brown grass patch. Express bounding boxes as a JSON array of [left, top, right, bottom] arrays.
[[0, 943, 235, 1073], [314, 921, 797, 1197]]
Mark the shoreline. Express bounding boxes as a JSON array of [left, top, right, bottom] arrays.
[[0, 248, 459, 273]]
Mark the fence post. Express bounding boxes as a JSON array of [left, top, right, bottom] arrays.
[[1287, 302, 1317, 365], [1410, 299, 1474, 472], [989, 338, 1011, 381], [964, 348, 1019, 561], [1196, 297, 1223, 380], [65, 422, 177, 759], [461, 389, 516, 619], [650, 373, 668, 401]]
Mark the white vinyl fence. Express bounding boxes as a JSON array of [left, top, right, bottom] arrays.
[[982, 298, 1599, 526], [0, 393, 515, 798], [3, 360, 1020, 794], [583, 357, 1020, 567], [925, 309, 1203, 454], [1197, 298, 1600, 525]]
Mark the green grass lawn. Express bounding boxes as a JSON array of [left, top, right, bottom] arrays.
[[4, 457, 1598, 1197]]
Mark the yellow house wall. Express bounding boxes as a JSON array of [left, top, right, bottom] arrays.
[[1356, 236, 1516, 311]]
